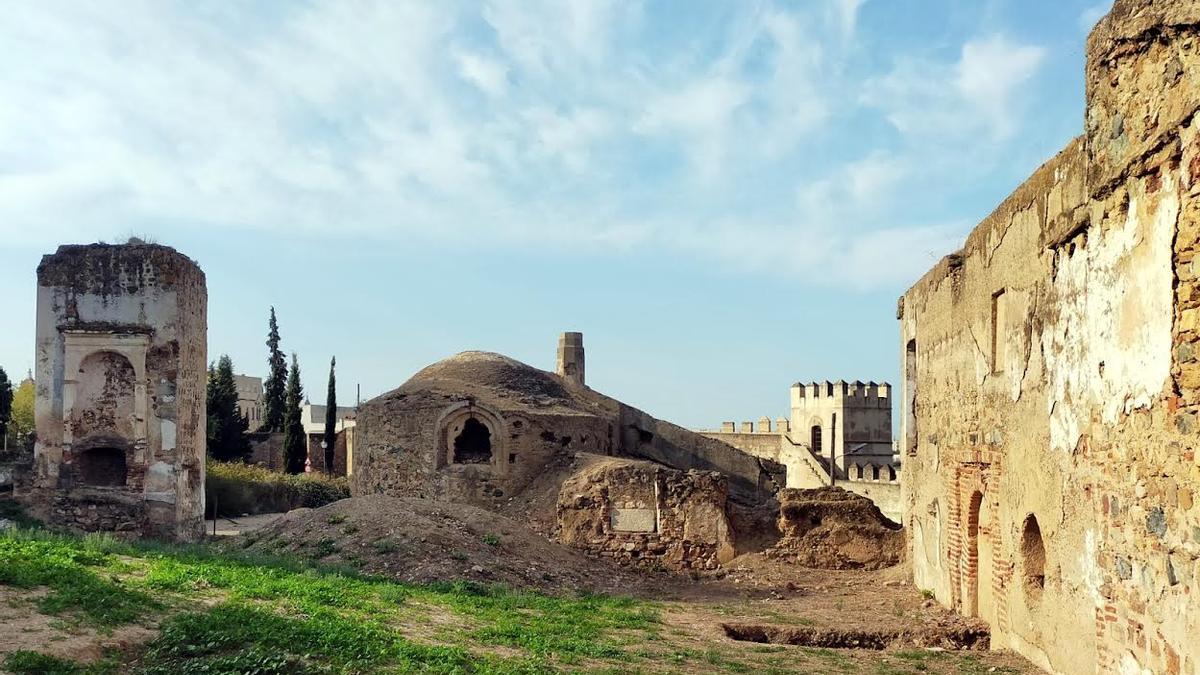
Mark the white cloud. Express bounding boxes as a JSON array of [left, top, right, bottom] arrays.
[[522, 106, 611, 172], [956, 36, 1046, 137], [454, 50, 509, 97], [832, 0, 867, 41], [863, 34, 1045, 141], [0, 1, 1043, 292]]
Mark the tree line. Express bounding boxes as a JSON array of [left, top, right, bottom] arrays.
[[0, 307, 338, 475], [206, 307, 340, 475], [0, 367, 35, 455]]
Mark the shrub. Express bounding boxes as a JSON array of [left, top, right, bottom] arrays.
[[372, 538, 400, 554], [206, 462, 349, 517]]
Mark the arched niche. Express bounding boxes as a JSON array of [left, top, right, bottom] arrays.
[[436, 402, 507, 474], [72, 435, 131, 487], [61, 332, 149, 450]]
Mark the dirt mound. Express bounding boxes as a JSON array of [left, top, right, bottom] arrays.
[[765, 487, 904, 570], [233, 495, 650, 594]]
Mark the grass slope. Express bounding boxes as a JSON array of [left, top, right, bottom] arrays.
[[0, 523, 1024, 674]]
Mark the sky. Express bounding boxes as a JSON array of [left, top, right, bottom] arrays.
[[0, 0, 1111, 429]]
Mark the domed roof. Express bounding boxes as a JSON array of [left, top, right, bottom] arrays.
[[402, 351, 569, 400]]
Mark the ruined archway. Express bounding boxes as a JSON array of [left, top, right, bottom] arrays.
[[436, 402, 506, 473], [73, 351, 137, 441], [453, 418, 492, 464], [964, 490, 996, 623]]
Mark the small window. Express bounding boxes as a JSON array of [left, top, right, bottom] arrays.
[[1021, 515, 1046, 600], [991, 290, 1007, 374], [811, 425, 823, 455]]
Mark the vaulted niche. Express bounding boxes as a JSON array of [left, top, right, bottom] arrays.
[[453, 417, 493, 464], [76, 446, 127, 487]]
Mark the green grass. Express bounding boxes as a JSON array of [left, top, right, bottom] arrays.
[[3, 650, 117, 675], [0, 530, 159, 625], [0, 527, 663, 673]]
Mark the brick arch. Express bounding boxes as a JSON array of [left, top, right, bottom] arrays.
[[949, 462, 1008, 631]]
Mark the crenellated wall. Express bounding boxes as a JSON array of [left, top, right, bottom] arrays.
[[900, 2, 1200, 672]]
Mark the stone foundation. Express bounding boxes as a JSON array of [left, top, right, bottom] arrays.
[[556, 457, 736, 570]]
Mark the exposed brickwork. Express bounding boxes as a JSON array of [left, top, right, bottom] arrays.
[[900, 3, 1200, 672], [26, 242, 207, 541]]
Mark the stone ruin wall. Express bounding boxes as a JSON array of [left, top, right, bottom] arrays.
[[556, 460, 735, 570], [29, 244, 207, 541], [352, 394, 613, 507], [900, 2, 1200, 672], [618, 405, 785, 505]]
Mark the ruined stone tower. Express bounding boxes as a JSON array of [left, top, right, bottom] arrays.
[[555, 332, 585, 387], [30, 242, 207, 541]]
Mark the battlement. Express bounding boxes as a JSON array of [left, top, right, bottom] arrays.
[[790, 380, 891, 405], [713, 417, 790, 434]]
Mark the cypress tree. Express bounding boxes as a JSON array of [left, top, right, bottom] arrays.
[[323, 357, 337, 474], [262, 308, 287, 432], [206, 355, 249, 461], [282, 353, 306, 474], [0, 367, 12, 446]]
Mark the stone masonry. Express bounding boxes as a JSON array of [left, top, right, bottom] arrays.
[[899, 2, 1200, 672], [556, 457, 736, 570], [27, 242, 207, 541]]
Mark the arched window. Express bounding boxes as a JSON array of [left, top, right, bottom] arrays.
[[887, 465, 897, 481], [1021, 515, 1046, 600], [811, 425, 823, 455], [453, 418, 492, 464], [871, 464, 881, 481]]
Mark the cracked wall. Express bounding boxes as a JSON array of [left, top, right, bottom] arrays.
[[899, 2, 1200, 673], [28, 243, 207, 541]]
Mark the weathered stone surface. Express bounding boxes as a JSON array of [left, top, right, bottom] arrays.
[[556, 457, 736, 570], [610, 507, 656, 533], [351, 347, 783, 508], [26, 242, 206, 541], [900, 2, 1200, 672]]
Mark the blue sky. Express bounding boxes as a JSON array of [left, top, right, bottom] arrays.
[[0, 0, 1109, 429]]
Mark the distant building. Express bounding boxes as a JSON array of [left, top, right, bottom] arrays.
[[300, 403, 356, 475], [698, 380, 899, 521], [234, 375, 264, 429]]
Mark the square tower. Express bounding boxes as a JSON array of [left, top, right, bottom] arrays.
[[789, 380, 892, 470], [30, 242, 207, 540]]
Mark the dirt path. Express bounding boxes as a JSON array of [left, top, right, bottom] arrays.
[[206, 511, 286, 537]]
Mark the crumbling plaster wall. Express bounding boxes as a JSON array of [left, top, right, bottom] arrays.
[[900, 3, 1200, 673], [30, 244, 207, 541]]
